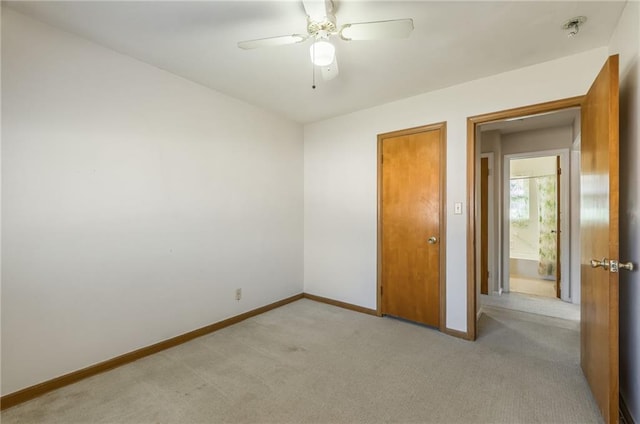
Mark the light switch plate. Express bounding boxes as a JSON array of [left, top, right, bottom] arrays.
[[454, 202, 463, 215]]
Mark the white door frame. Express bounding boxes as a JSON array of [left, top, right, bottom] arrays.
[[502, 149, 571, 301]]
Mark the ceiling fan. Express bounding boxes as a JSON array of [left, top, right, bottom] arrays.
[[237, 0, 413, 82]]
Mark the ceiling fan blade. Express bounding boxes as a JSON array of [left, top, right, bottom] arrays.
[[238, 34, 307, 50], [340, 18, 414, 41], [320, 57, 339, 81], [301, 0, 334, 22]]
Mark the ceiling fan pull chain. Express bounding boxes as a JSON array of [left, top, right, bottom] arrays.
[[312, 43, 316, 89]]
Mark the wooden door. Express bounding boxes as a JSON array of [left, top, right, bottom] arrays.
[[379, 123, 446, 328], [580, 54, 619, 424], [480, 157, 489, 295]]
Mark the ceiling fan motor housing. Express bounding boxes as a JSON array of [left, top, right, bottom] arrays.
[[307, 14, 337, 37]]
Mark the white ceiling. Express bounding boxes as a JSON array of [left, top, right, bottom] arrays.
[[6, 1, 626, 123]]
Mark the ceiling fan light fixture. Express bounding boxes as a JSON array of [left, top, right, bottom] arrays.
[[309, 40, 335, 66]]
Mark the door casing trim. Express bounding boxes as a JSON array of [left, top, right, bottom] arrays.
[[377, 122, 447, 333], [466, 96, 584, 341]]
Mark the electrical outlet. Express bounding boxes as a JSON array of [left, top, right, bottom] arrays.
[[235, 288, 242, 301]]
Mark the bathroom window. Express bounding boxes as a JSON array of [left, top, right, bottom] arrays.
[[510, 178, 529, 221]]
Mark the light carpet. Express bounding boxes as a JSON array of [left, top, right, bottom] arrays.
[[1, 299, 602, 423], [480, 292, 581, 322]]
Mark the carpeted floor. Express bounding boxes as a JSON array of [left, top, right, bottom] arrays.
[[480, 292, 580, 321], [1, 299, 602, 423]]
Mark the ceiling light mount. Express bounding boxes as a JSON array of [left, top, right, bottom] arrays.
[[562, 16, 587, 38]]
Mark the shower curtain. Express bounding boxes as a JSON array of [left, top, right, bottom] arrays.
[[537, 176, 556, 278]]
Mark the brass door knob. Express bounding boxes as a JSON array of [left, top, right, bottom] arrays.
[[428, 236, 437, 244], [610, 260, 634, 272], [618, 261, 634, 271], [590, 258, 609, 270]]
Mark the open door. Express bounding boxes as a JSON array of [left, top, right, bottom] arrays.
[[580, 54, 620, 424]]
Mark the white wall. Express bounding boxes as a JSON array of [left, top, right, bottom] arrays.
[[1, 9, 304, 395], [501, 126, 573, 155], [509, 155, 559, 178], [609, 1, 640, 421], [304, 47, 608, 332]]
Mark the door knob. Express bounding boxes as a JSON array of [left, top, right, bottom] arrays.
[[618, 261, 634, 271], [590, 258, 609, 270], [428, 236, 437, 244], [610, 260, 634, 272]]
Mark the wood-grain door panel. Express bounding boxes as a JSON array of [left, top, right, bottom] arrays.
[[580, 54, 619, 424], [379, 124, 445, 328]]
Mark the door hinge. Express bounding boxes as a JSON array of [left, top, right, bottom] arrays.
[[558, 167, 562, 175]]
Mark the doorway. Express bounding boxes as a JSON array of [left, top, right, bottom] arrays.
[[504, 153, 568, 300], [467, 55, 622, 424], [476, 115, 578, 322], [377, 122, 446, 330], [466, 96, 584, 337]]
